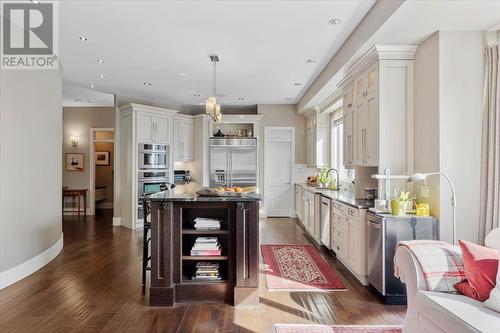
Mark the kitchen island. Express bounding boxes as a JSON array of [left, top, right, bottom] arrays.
[[144, 185, 261, 307]]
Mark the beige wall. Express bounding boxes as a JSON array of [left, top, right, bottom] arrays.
[[414, 31, 441, 221], [0, 67, 63, 276], [414, 31, 484, 243], [63, 107, 115, 204], [257, 104, 306, 164]]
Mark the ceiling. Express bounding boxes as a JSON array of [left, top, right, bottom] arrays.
[[59, 0, 375, 110], [63, 83, 114, 107], [299, 0, 500, 111]]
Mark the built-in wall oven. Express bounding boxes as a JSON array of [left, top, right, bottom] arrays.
[[138, 143, 169, 170], [137, 170, 170, 220]]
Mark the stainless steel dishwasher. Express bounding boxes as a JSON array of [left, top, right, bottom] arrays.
[[367, 212, 437, 304]]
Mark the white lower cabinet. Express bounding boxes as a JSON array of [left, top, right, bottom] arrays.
[[294, 184, 303, 221], [330, 200, 368, 286], [295, 186, 367, 285], [296, 187, 321, 242]]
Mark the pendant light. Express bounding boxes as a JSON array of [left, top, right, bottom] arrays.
[[206, 54, 222, 124]]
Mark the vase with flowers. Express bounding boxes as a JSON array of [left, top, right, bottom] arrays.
[[317, 168, 331, 189], [390, 186, 415, 216]]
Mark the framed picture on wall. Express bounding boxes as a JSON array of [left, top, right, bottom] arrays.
[[65, 153, 84, 171], [95, 151, 110, 166]]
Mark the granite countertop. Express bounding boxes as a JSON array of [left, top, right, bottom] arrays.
[[295, 183, 372, 209], [145, 183, 261, 202]]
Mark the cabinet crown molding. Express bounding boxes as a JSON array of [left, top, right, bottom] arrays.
[[118, 103, 179, 116], [338, 44, 417, 88], [175, 113, 195, 121]]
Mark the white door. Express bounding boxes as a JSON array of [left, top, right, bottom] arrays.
[[264, 127, 294, 217]]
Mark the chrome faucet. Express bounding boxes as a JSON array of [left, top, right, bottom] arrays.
[[326, 168, 340, 191]]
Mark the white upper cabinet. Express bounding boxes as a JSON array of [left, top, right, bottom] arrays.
[[154, 115, 171, 144], [136, 111, 172, 144], [306, 110, 329, 168], [137, 112, 154, 143], [340, 45, 416, 174], [343, 84, 355, 168], [173, 116, 194, 161]]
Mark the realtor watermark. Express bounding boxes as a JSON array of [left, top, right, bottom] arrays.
[[1, 1, 59, 69]]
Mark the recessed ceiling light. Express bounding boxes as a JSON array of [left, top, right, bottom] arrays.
[[306, 59, 316, 64], [98, 74, 104, 78], [79, 36, 88, 41], [329, 18, 342, 25], [90, 84, 95, 88], [294, 82, 302, 86], [143, 82, 151, 86], [237, 97, 245, 101], [97, 59, 104, 64], [88, 99, 96, 103], [285, 97, 292, 101], [179, 72, 187, 76], [193, 93, 201, 97]]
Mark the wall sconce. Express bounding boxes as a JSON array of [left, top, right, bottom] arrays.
[[70, 136, 79, 147]]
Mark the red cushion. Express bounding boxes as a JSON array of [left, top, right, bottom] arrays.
[[453, 240, 500, 301]]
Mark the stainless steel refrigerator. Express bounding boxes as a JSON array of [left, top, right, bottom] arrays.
[[209, 138, 257, 187]]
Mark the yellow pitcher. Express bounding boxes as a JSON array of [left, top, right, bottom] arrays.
[[415, 203, 430, 217]]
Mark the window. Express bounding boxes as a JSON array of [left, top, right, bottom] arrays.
[[330, 116, 355, 183]]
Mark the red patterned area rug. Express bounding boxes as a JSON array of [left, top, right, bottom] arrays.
[[274, 324, 402, 333], [261, 244, 346, 291]]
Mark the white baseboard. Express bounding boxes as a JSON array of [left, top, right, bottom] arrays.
[[0, 233, 64, 289], [112, 217, 121, 226]]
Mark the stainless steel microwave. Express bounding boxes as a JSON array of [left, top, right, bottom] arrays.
[[138, 143, 169, 170]]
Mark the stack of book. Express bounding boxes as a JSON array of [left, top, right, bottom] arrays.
[[192, 262, 221, 281], [194, 217, 221, 231], [190, 237, 222, 256]]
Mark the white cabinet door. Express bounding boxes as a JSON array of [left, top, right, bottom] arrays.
[[365, 90, 379, 166], [353, 74, 365, 104], [308, 198, 315, 234], [353, 99, 364, 165], [343, 110, 354, 167], [181, 120, 193, 160], [174, 119, 181, 160], [347, 217, 359, 270], [154, 115, 171, 144], [137, 112, 154, 143], [302, 195, 309, 229], [366, 63, 378, 95], [295, 185, 303, 221]]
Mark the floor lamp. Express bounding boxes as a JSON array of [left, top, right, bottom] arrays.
[[407, 173, 457, 244]]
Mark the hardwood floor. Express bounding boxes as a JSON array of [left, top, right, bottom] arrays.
[[0, 210, 405, 333]]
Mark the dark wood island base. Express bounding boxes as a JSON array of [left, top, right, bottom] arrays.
[[145, 188, 260, 307]]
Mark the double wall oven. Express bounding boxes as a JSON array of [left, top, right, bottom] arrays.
[[137, 143, 171, 221]]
